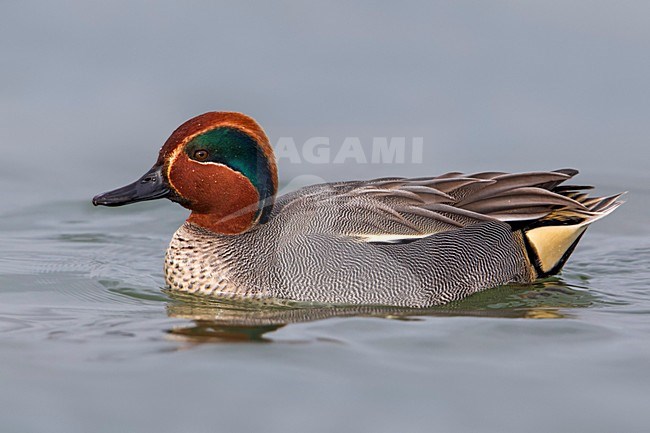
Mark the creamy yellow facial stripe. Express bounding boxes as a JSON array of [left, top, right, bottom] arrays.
[[165, 129, 207, 196]]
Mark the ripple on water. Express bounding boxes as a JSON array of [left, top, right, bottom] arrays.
[[159, 277, 615, 343]]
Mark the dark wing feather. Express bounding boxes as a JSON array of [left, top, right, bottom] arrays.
[[274, 169, 618, 242]]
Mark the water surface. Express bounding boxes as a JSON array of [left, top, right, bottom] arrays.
[[1, 183, 649, 432]]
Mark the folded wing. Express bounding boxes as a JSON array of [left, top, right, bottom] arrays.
[[274, 169, 623, 245]]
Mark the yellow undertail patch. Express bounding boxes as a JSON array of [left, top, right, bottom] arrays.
[[525, 224, 588, 274]]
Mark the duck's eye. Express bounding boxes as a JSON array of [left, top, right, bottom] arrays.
[[193, 149, 209, 161]]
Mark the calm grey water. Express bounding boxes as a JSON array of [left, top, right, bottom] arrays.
[[2, 2, 650, 433], [1, 192, 649, 433]]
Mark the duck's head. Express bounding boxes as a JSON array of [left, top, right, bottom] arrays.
[[93, 112, 278, 234]]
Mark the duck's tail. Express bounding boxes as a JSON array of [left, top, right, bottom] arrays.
[[520, 183, 624, 278]]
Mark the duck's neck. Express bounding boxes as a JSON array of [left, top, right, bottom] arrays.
[[170, 158, 272, 235], [186, 175, 260, 235]]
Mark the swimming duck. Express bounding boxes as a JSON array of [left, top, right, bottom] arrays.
[[93, 112, 623, 308]]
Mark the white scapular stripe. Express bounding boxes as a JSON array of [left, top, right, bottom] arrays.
[[360, 233, 431, 244]]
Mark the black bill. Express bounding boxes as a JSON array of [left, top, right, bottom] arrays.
[[92, 165, 170, 207]]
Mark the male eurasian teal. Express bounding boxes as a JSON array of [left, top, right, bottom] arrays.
[[93, 112, 623, 307]]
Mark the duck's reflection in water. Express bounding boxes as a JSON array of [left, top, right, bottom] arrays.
[[165, 278, 598, 343]]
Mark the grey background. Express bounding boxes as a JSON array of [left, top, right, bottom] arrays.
[[1, 1, 648, 212]]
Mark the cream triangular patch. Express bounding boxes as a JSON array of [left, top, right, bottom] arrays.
[[525, 224, 587, 273]]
